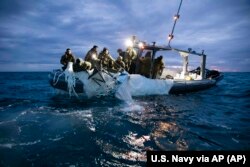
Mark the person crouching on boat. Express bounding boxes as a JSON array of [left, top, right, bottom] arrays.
[[60, 48, 75, 70], [152, 56, 165, 79], [84, 45, 100, 69], [113, 56, 125, 72], [73, 58, 92, 72], [98, 47, 115, 70], [117, 49, 128, 71]]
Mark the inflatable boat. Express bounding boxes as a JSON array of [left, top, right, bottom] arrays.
[[48, 67, 223, 95], [48, 37, 223, 97]]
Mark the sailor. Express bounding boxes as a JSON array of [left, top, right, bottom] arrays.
[[73, 58, 92, 72], [126, 46, 137, 73], [60, 48, 75, 70], [117, 48, 129, 71], [98, 47, 115, 69], [84, 45, 100, 69], [139, 51, 152, 78], [152, 55, 165, 79], [113, 56, 125, 71]]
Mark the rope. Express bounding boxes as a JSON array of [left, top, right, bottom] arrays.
[[52, 68, 79, 98], [64, 70, 79, 98], [168, 0, 183, 46], [53, 70, 64, 86]]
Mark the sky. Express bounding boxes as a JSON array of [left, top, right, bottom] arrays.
[[0, 0, 249, 72]]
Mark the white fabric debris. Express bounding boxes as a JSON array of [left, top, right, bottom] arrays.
[[63, 63, 173, 101], [64, 62, 78, 97]]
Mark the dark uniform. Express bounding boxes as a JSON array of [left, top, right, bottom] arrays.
[[126, 47, 137, 74], [98, 48, 114, 69], [117, 49, 128, 71], [73, 58, 92, 72], [139, 52, 152, 78], [60, 49, 75, 70], [113, 56, 125, 71], [152, 56, 165, 79], [84, 45, 99, 69]]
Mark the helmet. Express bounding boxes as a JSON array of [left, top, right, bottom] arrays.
[[117, 48, 122, 53]]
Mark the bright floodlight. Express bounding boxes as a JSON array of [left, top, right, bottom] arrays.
[[125, 39, 133, 47], [138, 42, 144, 49]]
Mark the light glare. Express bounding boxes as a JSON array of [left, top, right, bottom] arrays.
[[138, 42, 144, 49], [125, 39, 133, 47]]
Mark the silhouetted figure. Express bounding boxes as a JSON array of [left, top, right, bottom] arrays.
[[60, 48, 75, 70]]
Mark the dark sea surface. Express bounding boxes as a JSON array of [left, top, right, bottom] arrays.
[[0, 72, 249, 166]]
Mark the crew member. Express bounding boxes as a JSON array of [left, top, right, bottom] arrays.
[[98, 47, 114, 69], [60, 48, 75, 70], [139, 51, 152, 78], [113, 56, 125, 71], [84, 45, 99, 69], [117, 48, 128, 71], [73, 58, 92, 72], [126, 46, 137, 73], [152, 55, 165, 79]]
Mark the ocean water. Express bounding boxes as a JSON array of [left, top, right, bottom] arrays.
[[0, 72, 249, 166]]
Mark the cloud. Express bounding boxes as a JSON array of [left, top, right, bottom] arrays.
[[0, 0, 249, 71]]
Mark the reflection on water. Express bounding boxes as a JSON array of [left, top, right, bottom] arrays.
[[0, 72, 249, 166], [152, 122, 188, 151]]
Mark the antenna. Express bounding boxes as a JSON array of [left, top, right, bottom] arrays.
[[168, 0, 183, 47]]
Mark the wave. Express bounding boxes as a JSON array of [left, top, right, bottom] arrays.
[[0, 140, 41, 149], [0, 98, 34, 108]]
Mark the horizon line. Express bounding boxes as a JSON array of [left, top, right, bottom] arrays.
[[0, 71, 249, 73]]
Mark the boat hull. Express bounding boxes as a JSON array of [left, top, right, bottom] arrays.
[[170, 79, 215, 94], [48, 70, 223, 95]]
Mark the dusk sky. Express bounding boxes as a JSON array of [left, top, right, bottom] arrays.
[[0, 0, 249, 72]]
